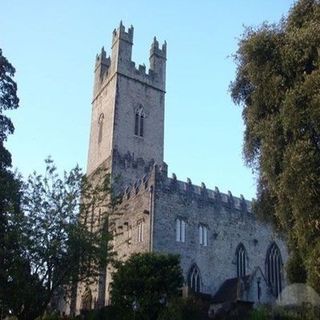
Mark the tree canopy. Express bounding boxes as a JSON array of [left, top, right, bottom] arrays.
[[20, 160, 117, 318], [0, 49, 119, 319], [111, 253, 184, 320], [0, 49, 31, 318], [0, 48, 19, 167], [231, 0, 320, 291]]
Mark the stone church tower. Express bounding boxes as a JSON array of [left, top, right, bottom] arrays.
[[73, 23, 168, 312], [87, 21, 166, 190]]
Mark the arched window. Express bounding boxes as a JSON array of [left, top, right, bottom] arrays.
[[97, 270, 106, 308], [236, 243, 247, 278], [188, 264, 201, 293], [134, 106, 145, 137], [175, 218, 186, 242], [98, 113, 104, 143], [266, 242, 283, 297], [139, 113, 144, 136], [81, 287, 92, 311], [135, 112, 139, 135]]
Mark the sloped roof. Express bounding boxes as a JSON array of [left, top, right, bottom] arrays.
[[212, 276, 250, 303]]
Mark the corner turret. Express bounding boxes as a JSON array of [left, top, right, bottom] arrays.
[[111, 22, 134, 72], [149, 37, 166, 87], [93, 47, 110, 96]]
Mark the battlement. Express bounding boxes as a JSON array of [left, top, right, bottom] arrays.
[[93, 23, 166, 96], [119, 164, 253, 213], [122, 172, 152, 202], [156, 167, 253, 213], [113, 148, 155, 174]]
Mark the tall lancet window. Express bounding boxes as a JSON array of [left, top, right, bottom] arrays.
[[199, 224, 208, 246], [98, 113, 104, 144], [266, 242, 283, 297], [134, 105, 145, 137], [236, 243, 247, 278], [176, 218, 186, 243], [188, 264, 201, 293]]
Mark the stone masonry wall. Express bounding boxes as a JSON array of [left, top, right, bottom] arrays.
[[112, 74, 165, 168], [152, 169, 288, 297], [87, 76, 117, 175], [104, 169, 156, 303]]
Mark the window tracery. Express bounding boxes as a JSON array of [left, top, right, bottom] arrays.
[[266, 242, 283, 297], [134, 105, 145, 137]]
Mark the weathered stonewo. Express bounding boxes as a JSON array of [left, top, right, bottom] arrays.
[[71, 23, 288, 315]]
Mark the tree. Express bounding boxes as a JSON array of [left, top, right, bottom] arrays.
[[111, 253, 184, 320], [157, 297, 209, 320], [230, 0, 320, 291], [0, 49, 33, 318], [21, 159, 118, 318], [0, 48, 19, 167], [0, 48, 119, 319]]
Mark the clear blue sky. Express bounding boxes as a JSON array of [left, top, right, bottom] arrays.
[[1, 0, 294, 200]]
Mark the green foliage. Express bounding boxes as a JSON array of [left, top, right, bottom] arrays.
[[21, 160, 117, 317], [249, 304, 320, 320], [249, 306, 269, 320], [0, 48, 19, 146], [111, 252, 184, 320], [36, 312, 61, 320], [230, 0, 320, 291], [0, 48, 119, 320], [0, 49, 53, 320], [286, 249, 307, 283], [78, 306, 127, 320], [158, 297, 208, 320], [0, 49, 37, 319], [272, 305, 320, 320]]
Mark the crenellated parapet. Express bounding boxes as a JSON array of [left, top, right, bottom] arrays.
[[117, 163, 252, 213], [122, 172, 152, 201], [155, 167, 252, 213], [93, 22, 166, 99], [115, 163, 252, 214], [112, 148, 155, 174]]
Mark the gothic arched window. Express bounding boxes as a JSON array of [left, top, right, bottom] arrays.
[[236, 243, 247, 278], [266, 242, 283, 297], [98, 113, 104, 143], [81, 287, 92, 311], [134, 106, 145, 137], [188, 264, 201, 293]]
